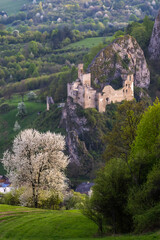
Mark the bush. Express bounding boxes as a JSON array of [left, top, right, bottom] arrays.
[[0, 103, 12, 114], [17, 102, 27, 118], [38, 190, 63, 210], [27, 91, 37, 101], [0, 188, 63, 209], [0, 188, 23, 205], [134, 203, 160, 233], [83, 158, 132, 234], [64, 190, 86, 210]]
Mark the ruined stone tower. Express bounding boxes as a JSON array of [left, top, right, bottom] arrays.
[[67, 64, 134, 113]]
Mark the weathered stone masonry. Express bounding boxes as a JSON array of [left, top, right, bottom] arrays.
[[67, 64, 134, 113]]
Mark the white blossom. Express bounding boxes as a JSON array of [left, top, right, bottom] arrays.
[[17, 102, 27, 118], [1, 129, 69, 207]]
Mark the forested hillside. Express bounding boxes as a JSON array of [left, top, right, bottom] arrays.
[[0, 1, 159, 178], [1, 0, 160, 238], [0, 0, 159, 177]]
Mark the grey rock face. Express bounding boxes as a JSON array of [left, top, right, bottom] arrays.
[[88, 35, 150, 89], [148, 10, 160, 60], [60, 97, 94, 177]]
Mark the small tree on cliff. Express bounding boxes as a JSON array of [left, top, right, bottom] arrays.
[[1, 129, 69, 208]]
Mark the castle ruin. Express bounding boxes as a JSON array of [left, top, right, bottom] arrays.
[[67, 64, 134, 112]]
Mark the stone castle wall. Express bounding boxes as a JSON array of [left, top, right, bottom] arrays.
[[67, 64, 134, 112]]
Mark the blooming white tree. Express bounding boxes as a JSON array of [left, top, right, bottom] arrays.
[[17, 102, 27, 118], [27, 91, 37, 101], [1, 129, 69, 208]]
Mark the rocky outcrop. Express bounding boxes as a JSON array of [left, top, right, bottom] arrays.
[[88, 35, 150, 89], [60, 97, 94, 177], [148, 10, 160, 60], [60, 97, 110, 178]]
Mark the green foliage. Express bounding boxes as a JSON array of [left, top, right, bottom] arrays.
[[36, 190, 63, 210], [129, 14, 139, 22], [121, 54, 130, 70], [134, 203, 160, 233], [32, 104, 65, 135], [126, 16, 154, 51], [130, 99, 160, 183], [0, 94, 46, 174], [0, 188, 23, 206], [103, 100, 146, 162], [128, 162, 160, 211], [28, 41, 39, 55], [17, 102, 27, 118], [81, 196, 105, 235], [0, 103, 13, 113], [64, 191, 86, 210], [127, 100, 160, 232], [83, 100, 160, 234], [27, 91, 37, 101], [114, 30, 125, 38], [87, 158, 132, 234], [83, 37, 114, 70]]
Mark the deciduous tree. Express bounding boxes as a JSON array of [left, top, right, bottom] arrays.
[[1, 129, 69, 208]]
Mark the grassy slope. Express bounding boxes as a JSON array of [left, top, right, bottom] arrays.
[[0, 94, 46, 174], [0, 0, 30, 15], [63, 37, 113, 50], [0, 205, 159, 240]]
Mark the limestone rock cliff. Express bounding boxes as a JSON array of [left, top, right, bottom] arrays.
[[88, 35, 150, 89], [60, 97, 94, 177], [148, 10, 160, 60], [60, 97, 110, 178]]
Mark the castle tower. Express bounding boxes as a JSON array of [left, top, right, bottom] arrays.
[[78, 63, 91, 87], [122, 74, 134, 100], [78, 64, 84, 81]]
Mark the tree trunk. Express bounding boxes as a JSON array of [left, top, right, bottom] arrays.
[[32, 184, 38, 208]]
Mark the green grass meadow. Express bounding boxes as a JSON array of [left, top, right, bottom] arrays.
[[63, 37, 114, 51], [0, 205, 159, 240], [0, 0, 29, 15], [0, 0, 44, 15]]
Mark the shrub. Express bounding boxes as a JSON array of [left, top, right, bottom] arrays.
[[64, 190, 86, 210], [27, 91, 37, 101], [134, 203, 160, 233], [38, 190, 63, 210], [0, 103, 12, 113], [17, 102, 27, 118], [0, 188, 23, 206]]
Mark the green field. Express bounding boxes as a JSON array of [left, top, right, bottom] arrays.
[[0, 94, 46, 174], [0, 204, 159, 240], [63, 37, 114, 50], [0, 0, 29, 15], [0, 0, 45, 15]]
